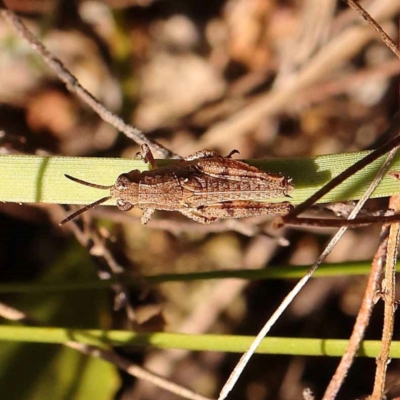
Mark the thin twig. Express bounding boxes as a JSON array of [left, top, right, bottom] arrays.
[[371, 194, 400, 397], [0, 1, 179, 159], [283, 213, 400, 229], [0, 301, 213, 400], [347, 2, 400, 394], [344, 0, 400, 60], [322, 226, 389, 399]]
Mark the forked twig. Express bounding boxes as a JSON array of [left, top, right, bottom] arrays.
[[0, 301, 213, 400], [0, 0, 179, 160]]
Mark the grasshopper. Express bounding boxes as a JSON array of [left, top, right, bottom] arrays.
[[60, 144, 293, 225]]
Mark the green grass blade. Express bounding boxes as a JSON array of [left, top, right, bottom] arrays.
[[1, 150, 400, 205], [0, 325, 397, 358], [0, 260, 391, 294], [0, 155, 148, 205]]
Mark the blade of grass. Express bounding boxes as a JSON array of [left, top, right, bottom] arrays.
[[1, 326, 400, 358], [0, 260, 398, 294], [0, 155, 148, 205], [1, 150, 400, 206]]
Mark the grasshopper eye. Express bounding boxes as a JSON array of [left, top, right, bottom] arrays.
[[116, 199, 133, 211], [116, 170, 141, 190], [115, 174, 130, 190]]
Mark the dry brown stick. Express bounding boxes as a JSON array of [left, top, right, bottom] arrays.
[[344, 0, 400, 60], [322, 226, 389, 399], [0, 0, 179, 159], [371, 189, 400, 398], [0, 301, 214, 400]]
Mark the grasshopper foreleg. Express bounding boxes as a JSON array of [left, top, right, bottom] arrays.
[[141, 208, 155, 224], [136, 144, 156, 169]]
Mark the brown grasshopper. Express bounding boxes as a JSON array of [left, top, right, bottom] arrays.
[[60, 144, 294, 225]]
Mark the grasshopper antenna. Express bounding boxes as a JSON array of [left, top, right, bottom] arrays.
[[64, 174, 112, 190], [60, 174, 113, 225], [60, 196, 112, 225]]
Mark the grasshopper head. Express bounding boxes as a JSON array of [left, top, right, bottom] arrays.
[[111, 170, 141, 211]]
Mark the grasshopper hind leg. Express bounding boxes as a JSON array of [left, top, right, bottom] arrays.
[[189, 201, 293, 223]]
